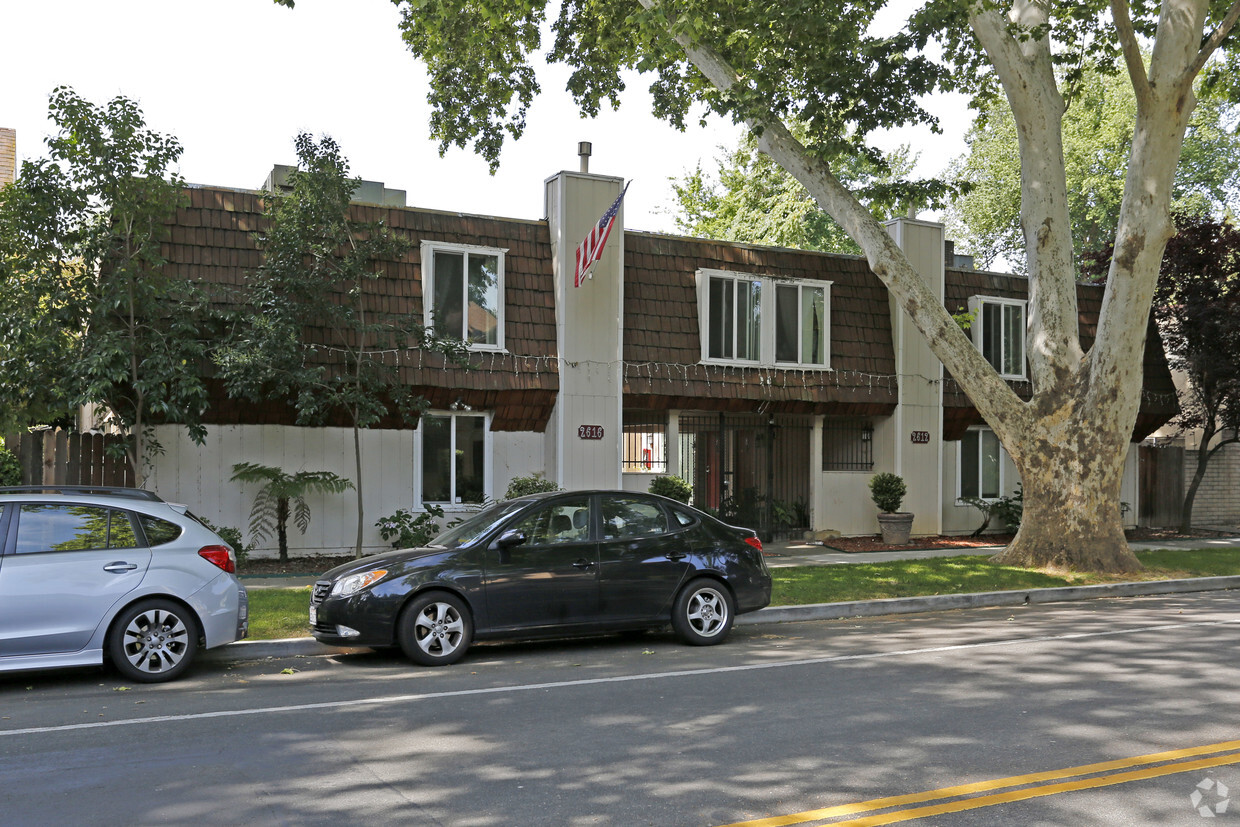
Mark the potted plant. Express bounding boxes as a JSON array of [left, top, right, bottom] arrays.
[[869, 472, 914, 545]]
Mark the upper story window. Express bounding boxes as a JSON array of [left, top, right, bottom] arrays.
[[698, 269, 831, 368], [775, 282, 827, 366], [969, 296, 1025, 379], [706, 273, 761, 361], [422, 241, 505, 350]]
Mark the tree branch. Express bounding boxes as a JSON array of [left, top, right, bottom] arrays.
[[1188, 0, 1240, 79], [1111, 0, 1152, 103], [635, 0, 1027, 432]]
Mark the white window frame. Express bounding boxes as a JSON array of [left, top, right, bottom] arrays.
[[773, 281, 830, 367], [421, 240, 506, 352], [968, 295, 1026, 380], [696, 268, 832, 369], [699, 270, 762, 364], [957, 426, 1007, 502], [415, 410, 494, 508]]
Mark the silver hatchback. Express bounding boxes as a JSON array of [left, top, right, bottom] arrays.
[[0, 486, 248, 683]]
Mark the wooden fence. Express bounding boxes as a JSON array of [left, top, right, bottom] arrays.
[[3, 429, 134, 487]]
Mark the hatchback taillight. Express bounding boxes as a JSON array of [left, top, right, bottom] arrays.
[[744, 536, 763, 553], [199, 545, 236, 574]]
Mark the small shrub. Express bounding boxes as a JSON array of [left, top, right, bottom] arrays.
[[504, 473, 561, 500], [198, 518, 252, 563], [376, 504, 446, 548], [869, 473, 907, 513], [990, 486, 1023, 530], [649, 475, 692, 503], [0, 445, 20, 486]]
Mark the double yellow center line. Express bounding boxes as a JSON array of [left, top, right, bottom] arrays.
[[720, 739, 1240, 826]]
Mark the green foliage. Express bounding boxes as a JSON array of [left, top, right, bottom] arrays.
[[961, 485, 1023, 535], [503, 472, 561, 500], [216, 133, 466, 556], [197, 517, 252, 562], [868, 472, 907, 514], [376, 503, 446, 548], [945, 67, 1240, 269], [0, 88, 209, 478], [648, 474, 693, 503], [671, 132, 924, 254], [0, 445, 20, 486], [230, 462, 354, 562]]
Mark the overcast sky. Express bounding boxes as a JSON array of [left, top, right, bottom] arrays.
[[1, 0, 965, 233]]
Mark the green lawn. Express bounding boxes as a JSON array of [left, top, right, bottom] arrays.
[[242, 548, 1240, 641], [248, 586, 313, 641]]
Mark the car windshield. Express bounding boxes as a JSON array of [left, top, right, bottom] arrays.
[[433, 499, 530, 549]]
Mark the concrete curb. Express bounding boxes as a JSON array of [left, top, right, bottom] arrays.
[[206, 575, 1240, 663]]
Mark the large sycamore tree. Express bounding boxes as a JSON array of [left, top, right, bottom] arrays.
[[278, 0, 1239, 572]]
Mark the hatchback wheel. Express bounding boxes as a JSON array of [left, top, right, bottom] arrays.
[[108, 599, 199, 683], [398, 592, 473, 666], [671, 579, 735, 645]]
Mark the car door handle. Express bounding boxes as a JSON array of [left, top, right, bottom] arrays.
[[665, 552, 687, 561], [572, 559, 595, 569], [103, 561, 139, 573]]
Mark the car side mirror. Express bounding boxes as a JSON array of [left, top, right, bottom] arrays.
[[494, 529, 527, 550]]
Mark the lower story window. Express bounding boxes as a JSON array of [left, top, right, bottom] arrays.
[[822, 417, 873, 471], [960, 427, 1003, 500], [421, 412, 487, 504], [622, 412, 668, 473]]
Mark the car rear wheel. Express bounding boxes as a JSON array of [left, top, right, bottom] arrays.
[[107, 599, 199, 683], [398, 592, 473, 666], [671, 579, 735, 646]]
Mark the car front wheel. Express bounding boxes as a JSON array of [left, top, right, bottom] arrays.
[[107, 599, 199, 683], [398, 592, 473, 666], [671, 579, 735, 646]]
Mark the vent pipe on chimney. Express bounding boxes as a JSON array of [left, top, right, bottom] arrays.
[[578, 141, 592, 173]]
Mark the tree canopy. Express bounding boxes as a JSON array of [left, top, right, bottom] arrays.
[[669, 133, 919, 255], [946, 65, 1240, 270]]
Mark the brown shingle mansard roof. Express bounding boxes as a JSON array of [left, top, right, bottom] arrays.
[[622, 232, 897, 416], [165, 186, 1174, 439], [165, 187, 558, 431]]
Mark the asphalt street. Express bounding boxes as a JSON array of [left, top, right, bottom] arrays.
[[2, 591, 1238, 826]]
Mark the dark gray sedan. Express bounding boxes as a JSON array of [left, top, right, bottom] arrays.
[[310, 490, 772, 666]]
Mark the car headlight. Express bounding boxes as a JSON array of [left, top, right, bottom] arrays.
[[331, 569, 389, 597]]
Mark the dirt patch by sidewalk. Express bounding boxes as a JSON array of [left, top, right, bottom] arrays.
[[238, 554, 355, 577]]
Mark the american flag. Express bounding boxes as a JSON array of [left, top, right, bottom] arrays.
[[574, 181, 630, 287]]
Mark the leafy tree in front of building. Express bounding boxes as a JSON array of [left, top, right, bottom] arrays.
[[0, 88, 210, 482], [216, 133, 467, 557]]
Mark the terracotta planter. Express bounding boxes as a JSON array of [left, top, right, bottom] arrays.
[[876, 512, 914, 545]]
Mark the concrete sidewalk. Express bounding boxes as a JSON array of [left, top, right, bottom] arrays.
[[220, 533, 1240, 664]]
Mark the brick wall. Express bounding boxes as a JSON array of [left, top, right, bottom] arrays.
[[0, 128, 15, 186], [1186, 442, 1240, 525]]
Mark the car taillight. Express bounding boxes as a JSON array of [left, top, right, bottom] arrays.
[[199, 545, 236, 574], [744, 536, 763, 553]]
